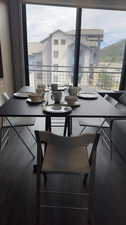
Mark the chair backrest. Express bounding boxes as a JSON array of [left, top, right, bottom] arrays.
[[0, 92, 9, 106], [104, 94, 118, 107], [0, 92, 9, 128], [118, 93, 126, 105], [35, 131, 96, 149]]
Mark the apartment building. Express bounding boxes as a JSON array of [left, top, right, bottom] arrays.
[[28, 28, 103, 86]]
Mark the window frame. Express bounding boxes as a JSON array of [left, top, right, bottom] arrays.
[[61, 39, 66, 45], [54, 39, 59, 45], [23, 3, 126, 90]]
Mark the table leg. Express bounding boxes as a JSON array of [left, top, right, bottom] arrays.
[[45, 116, 51, 132], [110, 119, 113, 160], [68, 117, 72, 137], [63, 117, 68, 137]]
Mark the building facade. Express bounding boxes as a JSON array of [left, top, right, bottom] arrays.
[[28, 29, 103, 87]]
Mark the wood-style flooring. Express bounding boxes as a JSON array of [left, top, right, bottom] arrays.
[[0, 119, 126, 225]]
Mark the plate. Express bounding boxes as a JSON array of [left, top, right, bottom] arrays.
[[26, 98, 45, 104], [14, 92, 33, 99], [43, 105, 72, 114], [77, 93, 98, 100]]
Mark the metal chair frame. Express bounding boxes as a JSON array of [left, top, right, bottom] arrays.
[[35, 131, 100, 225], [0, 116, 35, 159]]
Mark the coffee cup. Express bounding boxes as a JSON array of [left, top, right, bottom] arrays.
[[51, 91, 62, 104], [65, 95, 77, 106], [36, 87, 45, 99], [68, 86, 80, 96], [51, 83, 58, 91], [36, 84, 46, 91]]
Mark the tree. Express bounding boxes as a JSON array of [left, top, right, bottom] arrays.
[[97, 72, 113, 90]]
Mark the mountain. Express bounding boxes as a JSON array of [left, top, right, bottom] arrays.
[[99, 39, 126, 63]]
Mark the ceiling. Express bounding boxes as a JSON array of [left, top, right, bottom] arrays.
[[25, 0, 126, 11]]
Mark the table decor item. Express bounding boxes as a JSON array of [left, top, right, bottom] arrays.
[[77, 93, 98, 99], [51, 90, 62, 104]]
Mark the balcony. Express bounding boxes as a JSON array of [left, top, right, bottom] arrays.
[[29, 65, 121, 91]]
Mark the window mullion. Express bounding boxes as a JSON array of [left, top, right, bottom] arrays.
[[73, 8, 82, 87]]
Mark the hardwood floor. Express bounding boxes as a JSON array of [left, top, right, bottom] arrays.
[[0, 120, 126, 225]]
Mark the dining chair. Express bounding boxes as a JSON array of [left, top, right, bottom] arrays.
[[0, 93, 35, 158], [35, 130, 100, 225], [79, 94, 118, 161], [79, 94, 118, 134]]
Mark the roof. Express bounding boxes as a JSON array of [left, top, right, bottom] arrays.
[[40, 29, 66, 43], [67, 29, 104, 36], [28, 42, 42, 55], [40, 28, 104, 43]]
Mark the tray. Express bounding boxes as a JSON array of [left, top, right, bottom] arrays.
[[43, 105, 72, 115]]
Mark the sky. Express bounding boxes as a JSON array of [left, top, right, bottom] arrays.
[[26, 5, 126, 48]]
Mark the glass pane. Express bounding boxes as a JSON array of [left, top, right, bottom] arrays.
[[79, 9, 126, 91], [26, 4, 76, 88]]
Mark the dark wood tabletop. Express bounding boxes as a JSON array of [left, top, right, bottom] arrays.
[[0, 86, 126, 118]]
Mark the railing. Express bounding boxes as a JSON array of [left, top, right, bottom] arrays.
[[29, 65, 122, 91]]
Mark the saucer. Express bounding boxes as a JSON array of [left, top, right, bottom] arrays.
[[14, 92, 33, 99], [26, 98, 45, 104]]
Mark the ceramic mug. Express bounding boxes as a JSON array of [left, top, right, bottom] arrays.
[[68, 86, 81, 96], [36, 84, 46, 91], [51, 91, 62, 104], [51, 83, 58, 91]]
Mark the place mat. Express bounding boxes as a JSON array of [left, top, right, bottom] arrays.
[[77, 93, 98, 100], [13, 92, 33, 99], [26, 98, 45, 104], [43, 105, 72, 115]]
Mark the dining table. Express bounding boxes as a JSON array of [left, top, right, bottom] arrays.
[[0, 86, 126, 136]]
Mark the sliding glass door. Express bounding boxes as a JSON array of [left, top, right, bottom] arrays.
[[79, 9, 126, 90], [26, 4, 76, 88], [25, 4, 126, 90]]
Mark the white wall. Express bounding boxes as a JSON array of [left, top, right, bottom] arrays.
[[0, 0, 14, 94]]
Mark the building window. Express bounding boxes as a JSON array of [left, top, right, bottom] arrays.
[[54, 39, 58, 45], [61, 39, 66, 45], [54, 51, 59, 58]]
